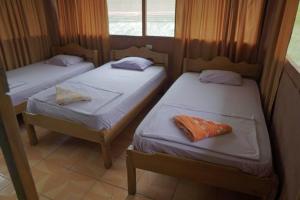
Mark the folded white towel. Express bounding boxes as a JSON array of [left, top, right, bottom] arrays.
[[55, 86, 91, 105]]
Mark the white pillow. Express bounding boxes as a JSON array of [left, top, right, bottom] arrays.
[[199, 70, 243, 86], [111, 57, 153, 71], [46, 54, 84, 66]]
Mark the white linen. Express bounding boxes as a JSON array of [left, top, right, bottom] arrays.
[[27, 62, 166, 130], [199, 70, 243, 86], [8, 80, 26, 89], [7, 61, 94, 106], [34, 82, 122, 114], [45, 54, 84, 66], [111, 57, 153, 71], [141, 104, 259, 160], [133, 73, 273, 177]]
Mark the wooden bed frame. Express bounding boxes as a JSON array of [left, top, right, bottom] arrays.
[[23, 46, 168, 169], [14, 43, 99, 115], [126, 57, 278, 200]]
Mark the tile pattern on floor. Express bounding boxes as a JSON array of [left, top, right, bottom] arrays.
[[0, 99, 258, 200]]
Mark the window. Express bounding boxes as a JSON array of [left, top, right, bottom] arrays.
[[107, 0, 176, 37], [108, 0, 142, 36], [146, 0, 176, 37], [287, 4, 300, 71]]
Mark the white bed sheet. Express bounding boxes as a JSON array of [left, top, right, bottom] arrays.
[[133, 73, 273, 177], [140, 104, 260, 161], [27, 62, 166, 130], [7, 61, 95, 106]]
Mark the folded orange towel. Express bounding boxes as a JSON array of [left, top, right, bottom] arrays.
[[174, 115, 232, 142]]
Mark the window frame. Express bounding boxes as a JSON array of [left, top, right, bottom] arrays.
[[108, 0, 176, 38], [286, 2, 300, 73]]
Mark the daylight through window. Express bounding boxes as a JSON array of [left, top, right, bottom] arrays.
[[108, 0, 142, 36], [146, 0, 175, 37], [287, 4, 300, 71], [108, 0, 176, 37]]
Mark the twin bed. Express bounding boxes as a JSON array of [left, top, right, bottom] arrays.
[[23, 46, 168, 168], [17, 45, 276, 199], [127, 57, 277, 200], [7, 44, 98, 114]]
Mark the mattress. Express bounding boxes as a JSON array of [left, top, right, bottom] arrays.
[[7, 61, 95, 106], [133, 73, 273, 177], [27, 62, 166, 130]]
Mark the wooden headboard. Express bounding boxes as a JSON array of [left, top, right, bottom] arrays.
[[111, 46, 169, 69], [183, 57, 260, 80], [52, 44, 99, 66]]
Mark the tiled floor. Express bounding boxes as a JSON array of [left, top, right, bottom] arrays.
[[0, 102, 258, 200]]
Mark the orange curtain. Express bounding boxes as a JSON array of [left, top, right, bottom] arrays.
[[0, 0, 51, 71], [174, 0, 265, 80], [56, 0, 110, 64], [259, 0, 299, 118]]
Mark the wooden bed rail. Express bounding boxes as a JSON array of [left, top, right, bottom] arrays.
[[127, 146, 278, 200]]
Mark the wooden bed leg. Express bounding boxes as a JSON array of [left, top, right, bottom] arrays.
[[261, 175, 278, 200], [126, 154, 136, 195], [25, 124, 38, 145], [264, 175, 278, 200], [101, 142, 112, 169]]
